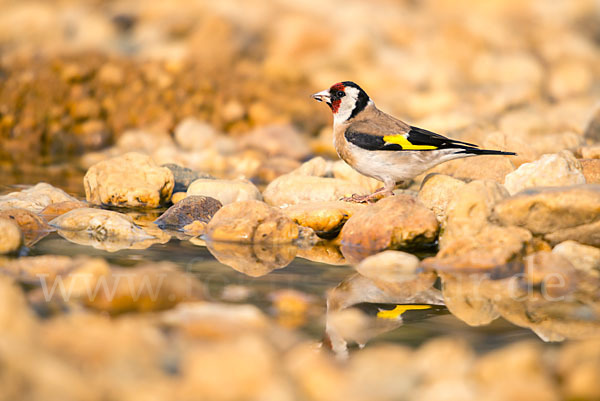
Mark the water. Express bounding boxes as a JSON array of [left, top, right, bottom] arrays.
[[3, 174, 595, 355], [28, 231, 540, 353]]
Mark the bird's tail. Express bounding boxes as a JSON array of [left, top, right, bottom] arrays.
[[458, 148, 517, 156]]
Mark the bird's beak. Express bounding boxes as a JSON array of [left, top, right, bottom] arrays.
[[311, 89, 331, 104]]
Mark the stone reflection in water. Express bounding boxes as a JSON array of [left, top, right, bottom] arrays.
[[50, 207, 170, 252], [326, 251, 444, 358], [296, 241, 347, 265], [325, 248, 600, 358], [205, 240, 297, 277], [440, 251, 600, 341]]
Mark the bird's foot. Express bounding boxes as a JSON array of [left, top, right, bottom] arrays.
[[340, 189, 394, 204]]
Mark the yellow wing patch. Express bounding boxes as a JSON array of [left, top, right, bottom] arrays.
[[377, 304, 432, 320], [383, 135, 437, 150]]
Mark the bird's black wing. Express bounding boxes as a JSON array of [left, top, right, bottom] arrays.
[[345, 125, 515, 155], [405, 126, 478, 149]]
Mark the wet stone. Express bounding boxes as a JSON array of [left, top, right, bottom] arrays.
[[282, 201, 366, 239], [0, 182, 80, 213], [39, 200, 87, 222], [503, 151, 585, 195], [84, 152, 174, 208], [340, 194, 439, 255], [49, 207, 158, 252], [154, 195, 222, 231], [205, 200, 299, 244], [0, 208, 51, 246]]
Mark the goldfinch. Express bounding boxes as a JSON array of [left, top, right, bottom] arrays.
[[312, 81, 516, 202]]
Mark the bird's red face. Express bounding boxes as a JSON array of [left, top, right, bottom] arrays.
[[312, 81, 370, 123], [311, 82, 347, 114]]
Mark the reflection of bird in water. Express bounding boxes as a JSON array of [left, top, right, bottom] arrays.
[[312, 81, 515, 203], [324, 272, 445, 359]]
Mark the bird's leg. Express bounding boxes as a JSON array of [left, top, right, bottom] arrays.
[[341, 180, 396, 203]]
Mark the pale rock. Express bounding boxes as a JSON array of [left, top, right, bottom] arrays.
[[355, 250, 420, 283], [289, 156, 332, 177], [186, 178, 261, 205], [429, 180, 532, 270], [580, 146, 600, 159], [116, 129, 174, 153], [348, 345, 417, 400], [205, 200, 299, 244], [84, 152, 174, 208], [427, 225, 532, 270], [0, 274, 37, 338], [173, 118, 218, 151], [178, 335, 282, 401], [580, 159, 600, 184], [0, 218, 22, 254], [418, 174, 466, 226], [0, 183, 79, 213], [557, 340, 600, 400], [161, 302, 268, 338], [49, 208, 157, 252], [475, 342, 560, 401], [493, 185, 600, 246], [263, 175, 368, 207], [503, 151, 585, 195], [441, 180, 509, 248], [552, 240, 600, 273]]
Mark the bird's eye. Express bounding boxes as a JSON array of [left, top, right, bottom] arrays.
[[337, 91, 345, 98]]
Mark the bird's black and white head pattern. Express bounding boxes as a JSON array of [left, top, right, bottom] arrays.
[[313, 81, 372, 124]]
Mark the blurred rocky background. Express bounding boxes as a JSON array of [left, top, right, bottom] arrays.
[[1, 0, 598, 169]]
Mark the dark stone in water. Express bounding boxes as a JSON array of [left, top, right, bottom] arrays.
[[161, 163, 213, 193], [154, 195, 222, 230]]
